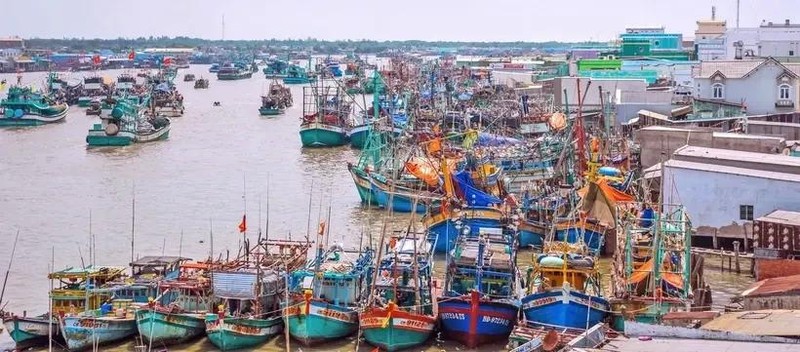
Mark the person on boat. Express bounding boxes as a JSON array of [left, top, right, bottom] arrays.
[[100, 300, 114, 315], [639, 204, 655, 228]]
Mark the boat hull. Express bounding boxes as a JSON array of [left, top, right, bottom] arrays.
[[369, 178, 439, 214], [135, 309, 206, 346], [424, 215, 459, 254], [437, 297, 519, 348], [348, 166, 377, 205], [86, 125, 170, 147], [0, 107, 68, 127], [60, 315, 136, 351], [299, 123, 347, 147], [259, 107, 284, 116], [2, 315, 60, 349], [283, 77, 313, 84], [518, 221, 546, 249], [521, 289, 609, 330], [347, 125, 370, 149], [205, 315, 283, 351], [360, 308, 436, 352], [555, 223, 605, 254], [284, 300, 358, 346]]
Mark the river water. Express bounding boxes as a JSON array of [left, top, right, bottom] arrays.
[[0, 66, 753, 351]]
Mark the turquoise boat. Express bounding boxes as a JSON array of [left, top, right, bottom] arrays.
[[60, 313, 137, 351], [86, 95, 170, 147], [285, 230, 374, 346], [282, 65, 316, 84], [347, 163, 377, 204], [206, 315, 283, 351], [360, 235, 437, 351], [259, 81, 292, 116], [78, 76, 105, 107], [135, 309, 206, 345], [298, 84, 350, 147], [0, 86, 68, 127], [136, 261, 217, 346], [1, 314, 61, 350]]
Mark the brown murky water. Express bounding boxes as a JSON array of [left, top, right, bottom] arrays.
[[0, 66, 753, 351]]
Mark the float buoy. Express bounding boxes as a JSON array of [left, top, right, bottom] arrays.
[[105, 123, 119, 136]]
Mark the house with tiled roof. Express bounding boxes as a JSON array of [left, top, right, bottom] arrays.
[[693, 57, 799, 114]]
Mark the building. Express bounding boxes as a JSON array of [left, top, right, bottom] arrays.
[[693, 57, 800, 115], [658, 146, 800, 242], [0, 36, 24, 58], [751, 211, 800, 281], [724, 20, 800, 60], [694, 8, 727, 61], [542, 76, 648, 111], [619, 27, 691, 61]]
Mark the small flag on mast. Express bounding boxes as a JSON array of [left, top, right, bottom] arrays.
[[238, 214, 247, 233]]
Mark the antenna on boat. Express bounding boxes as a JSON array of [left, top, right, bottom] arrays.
[[0, 229, 20, 312], [305, 179, 314, 243], [179, 229, 184, 258], [131, 181, 136, 269]]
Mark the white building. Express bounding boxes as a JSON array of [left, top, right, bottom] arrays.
[[725, 20, 800, 60], [658, 146, 800, 239]]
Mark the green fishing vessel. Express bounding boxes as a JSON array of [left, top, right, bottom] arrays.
[[298, 83, 350, 147], [0, 86, 68, 127]]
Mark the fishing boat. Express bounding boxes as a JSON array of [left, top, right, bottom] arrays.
[[183, 73, 196, 81], [86, 95, 170, 147], [78, 76, 106, 107], [263, 59, 289, 78], [609, 204, 696, 331], [259, 81, 293, 116], [217, 64, 253, 80], [299, 84, 351, 147], [1, 313, 62, 350], [438, 228, 521, 348], [151, 80, 185, 117], [282, 65, 315, 84], [136, 261, 218, 346], [284, 225, 374, 346], [0, 86, 68, 127], [209, 63, 220, 73], [45, 72, 81, 105], [360, 233, 436, 351], [369, 173, 442, 214], [194, 77, 209, 89], [206, 239, 311, 351]]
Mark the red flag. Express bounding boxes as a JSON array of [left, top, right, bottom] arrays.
[[238, 214, 247, 233], [92, 55, 101, 65], [163, 57, 172, 65], [128, 50, 135, 60]]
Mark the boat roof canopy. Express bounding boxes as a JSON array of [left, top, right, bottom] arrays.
[[130, 256, 191, 267], [48, 265, 126, 279]]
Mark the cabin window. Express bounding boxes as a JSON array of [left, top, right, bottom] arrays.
[[712, 83, 725, 99], [740, 205, 754, 221], [779, 84, 791, 100]]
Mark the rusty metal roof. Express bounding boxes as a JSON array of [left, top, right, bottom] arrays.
[[740, 274, 800, 298], [702, 310, 800, 336]]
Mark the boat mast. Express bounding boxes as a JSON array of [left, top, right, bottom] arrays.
[[131, 182, 136, 269], [0, 229, 20, 311]]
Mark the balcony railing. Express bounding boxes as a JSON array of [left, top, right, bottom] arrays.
[[776, 100, 795, 108]]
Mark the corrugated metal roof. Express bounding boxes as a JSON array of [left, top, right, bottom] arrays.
[[212, 271, 257, 299], [740, 274, 800, 298], [702, 310, 800, 336], [756, 210, 800, 226], [664, 159, 800, 183]]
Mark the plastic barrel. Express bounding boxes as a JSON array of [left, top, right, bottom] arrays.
[[105, 123, 120, 136]]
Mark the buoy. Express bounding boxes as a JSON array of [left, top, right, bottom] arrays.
[[4, 108, 12, 118], [14, 109, 23, 118], [105, 123, 119, 136]]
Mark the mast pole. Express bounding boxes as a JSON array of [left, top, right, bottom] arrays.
[[131, 182, 136, 269]]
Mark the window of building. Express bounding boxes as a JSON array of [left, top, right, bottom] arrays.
[[712, 83, 725, 99], [740, 205, 754, 221], [790, 50, 795, 56], [780, 84, 791, 100]]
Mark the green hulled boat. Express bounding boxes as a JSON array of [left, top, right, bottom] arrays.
[[259, 81, 293, 116], [206, 315, 283, 351], [298, 84, 350, 147], [0, 86, 68, 127], [136, 309, 206, 345], [283, 65, 315, 84], [86, 96, 170, 147], [217, 65, 253, 80], [78, 76, 105, 107], [299, 122, 347, 147], [284, 230, 374, 346]]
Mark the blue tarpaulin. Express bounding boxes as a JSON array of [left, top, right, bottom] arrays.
[[476, 133, 522, 146], [452, 171, 502, 206]]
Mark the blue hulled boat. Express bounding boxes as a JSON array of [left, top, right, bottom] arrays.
[[437, 228, 520, 348]]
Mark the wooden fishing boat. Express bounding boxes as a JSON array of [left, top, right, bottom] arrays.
[[136, 261, 218, 346], [1, 313, 61, 350], [77, 76, 106, 107], [205, 239, 310, 351], [298, 84, 350, 147], [361, 234, 437, 351], [282, 65, 315, 84], [259, 81, 293, 116], [217, 64, 253, 80], [0, 86, 68, 127], [438, 228, 520, 348], [86, 95, 170, 147], [284, 226, 374, 346], [183, 73, 196, 82], [369, 173, 441, 214]]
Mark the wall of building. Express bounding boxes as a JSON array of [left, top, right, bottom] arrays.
[[755, 259, 800, 281], [724, 25, 800, 60], [662, 166, 800, 238], [695, 61, 798, 114], [550, 77, 648, 109]]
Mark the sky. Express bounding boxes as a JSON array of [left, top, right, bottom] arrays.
[[1, 0, 798, 42]]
